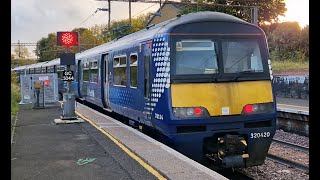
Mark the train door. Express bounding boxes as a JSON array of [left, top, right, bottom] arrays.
[[141, 42, 153, 126], [77, 59, 83, 98], [102, 53, 110, 108]]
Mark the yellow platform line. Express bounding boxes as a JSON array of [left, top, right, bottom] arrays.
[[75, 111, 167, 180]]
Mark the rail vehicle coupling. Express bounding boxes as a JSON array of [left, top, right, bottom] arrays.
[[204, 134, 249, 168]]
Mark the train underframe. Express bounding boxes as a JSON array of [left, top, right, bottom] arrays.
[[167, 121, 276, 169]]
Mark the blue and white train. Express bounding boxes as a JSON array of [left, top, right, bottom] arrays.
[[12, 11, 277, 169]]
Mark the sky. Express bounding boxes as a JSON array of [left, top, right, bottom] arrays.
[[11, 0, 309, 58]]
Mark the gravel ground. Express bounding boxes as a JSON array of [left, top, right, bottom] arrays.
[[237, 130, 309, 179], [268, 143, 309, 166], [273, 129, 309, 147], [237, 160, 309, 180]]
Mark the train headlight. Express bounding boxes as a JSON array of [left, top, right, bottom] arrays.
[[173, 107, 210, 118], [242, 102, 274, 115]]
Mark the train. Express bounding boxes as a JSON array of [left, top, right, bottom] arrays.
[[12, 11, 277, 169]]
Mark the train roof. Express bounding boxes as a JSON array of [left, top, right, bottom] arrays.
[[12, 65, 28, 71], [26, 61, 49, 69], [43, 58, 60, 67], [76, 11, 253, 59]]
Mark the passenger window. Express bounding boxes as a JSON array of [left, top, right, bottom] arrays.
[[113, 56, 127, 86]]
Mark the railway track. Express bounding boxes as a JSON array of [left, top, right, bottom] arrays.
[[267, 153, 309, 172], [272, 138, 309, 152], [267, 138, 309, 172]]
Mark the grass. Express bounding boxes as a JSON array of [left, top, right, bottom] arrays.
[[271, 60, 309, 71], [11, 82, 20, 130]]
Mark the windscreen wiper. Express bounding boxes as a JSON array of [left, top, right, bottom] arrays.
[[232, 69, 256, 81]]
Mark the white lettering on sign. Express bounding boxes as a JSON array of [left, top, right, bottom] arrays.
[[62, 71, 74, 81], [39, 76, 49, 81], [222, 107, 230, 115]]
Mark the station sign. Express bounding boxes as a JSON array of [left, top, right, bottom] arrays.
[[62, 70, 74, 81]]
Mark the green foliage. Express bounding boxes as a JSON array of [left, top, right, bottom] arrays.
[[266, 22, 309, 62], [11, 56, 36, 68], [36, 33, 61, 62], [11, 71, 18, 84], [179, 0, 286, 25], [89, 24, 110, 42], [298, 25, 309, 57], [35, 28, 107, 62], [13, 45, 31, 59], [11, 83, 20, 118], [11, 71, 20, 120], [71, 28, 105, 52], [107, 14, 152, 40]]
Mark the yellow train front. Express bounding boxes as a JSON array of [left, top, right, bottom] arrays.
[[146, 11, 276, 169]]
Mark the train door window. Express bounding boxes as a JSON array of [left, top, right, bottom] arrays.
[[130, 54, 138, 88], [83, 62, 90, 82], [113, 55, 127, 86], [144, 55, 150, 98], [90, 60, 98, 83]]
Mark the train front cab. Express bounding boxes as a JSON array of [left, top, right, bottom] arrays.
[[149, 18, 277, 169]]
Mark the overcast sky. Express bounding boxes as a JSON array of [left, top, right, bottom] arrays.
[[12, 0, 308, 58], [11, 0, 160, 57]]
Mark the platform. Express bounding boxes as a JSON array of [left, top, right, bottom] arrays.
[[11, 103, 227, 180], [276, 97, 309, 115]]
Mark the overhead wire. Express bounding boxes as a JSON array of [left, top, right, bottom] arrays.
[[132, 3, 158, 17], [78, 2, 111, 27]]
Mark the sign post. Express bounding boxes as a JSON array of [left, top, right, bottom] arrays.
[[59, 53, 77, 120], [54, 33, 84, 124]]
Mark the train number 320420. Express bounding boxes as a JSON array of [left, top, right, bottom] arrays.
[[250, 132, 271, 138]]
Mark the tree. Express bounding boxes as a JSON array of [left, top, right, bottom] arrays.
[[266, 22, 308, 62], [107, 13, 152, 40], [35, 33, 62, 62], [35, 28, 107, 61], [179, 0, 286, 25], [71, 28, 105, 52], [11, 53, 36, 68], [268, 22, 300, 52], [298, 25, 309, 58], [89, 24, 109, 42], [13, 45, 30, 59]]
